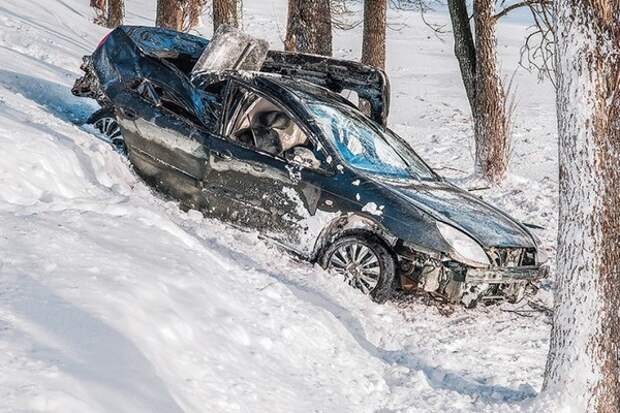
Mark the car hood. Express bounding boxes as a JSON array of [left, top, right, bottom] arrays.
[[380, 180, 535, 248]]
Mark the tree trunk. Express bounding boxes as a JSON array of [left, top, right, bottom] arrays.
[[543, 2, 620, 412], [472, 0, 508, 183], [448, 0, 477, 116], [91, 0, 106, 25], [213, 0, 239, 31], [185, 0, 204, 30], [285, 0, 332, 56], [156, 0, 184, 30], [361, 0, 386, 70], [91, 0, 106, 12], [106, 0, 124, 28]]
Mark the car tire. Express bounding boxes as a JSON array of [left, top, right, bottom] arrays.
[[89, 107, 127, 155], [320, 234, 396, 303]]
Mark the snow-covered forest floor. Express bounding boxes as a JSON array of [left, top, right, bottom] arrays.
[[0, 1, 559, 412]]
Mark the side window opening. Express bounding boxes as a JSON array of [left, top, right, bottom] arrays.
[[162, 53, 197, 75], [225, 86, 313, 160], [132, 78, 219, 132], [151, 85, 201, 125], [196, 80, 227, 131]]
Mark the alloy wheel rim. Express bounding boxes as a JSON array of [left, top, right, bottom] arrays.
[[94, 117, 122, 141], [328, 242, 381, 294], [94, 117, 125, 153]]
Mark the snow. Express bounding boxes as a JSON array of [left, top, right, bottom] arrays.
[[362, 202, 384, 217], [0, 1, 560, 412]]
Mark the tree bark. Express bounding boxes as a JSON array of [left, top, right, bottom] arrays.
[[448, 0, 477, 116], [156, 0, 184, 30], [361, 0, 386, 70], [285, 0, 332, 56], [213, 0, 239, 31], [543, 2, 620, 412], [91, 0, 106, 25], [472, 0, 508, 183], [91, 0, 106, 12], [185, 0, 205, 30], [106, 0, 124, 28]]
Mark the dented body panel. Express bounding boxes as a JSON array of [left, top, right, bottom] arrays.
[[73, 26, 548, 302]]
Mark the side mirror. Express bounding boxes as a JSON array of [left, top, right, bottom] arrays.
[[285, 146, 321, 170]]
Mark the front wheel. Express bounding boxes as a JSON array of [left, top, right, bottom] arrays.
[[320, 235, 396, 303]]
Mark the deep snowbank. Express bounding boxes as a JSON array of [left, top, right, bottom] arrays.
[[0, 1, 559, 412]]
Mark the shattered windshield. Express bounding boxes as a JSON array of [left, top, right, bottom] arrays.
[[306, 102, 436, 180]]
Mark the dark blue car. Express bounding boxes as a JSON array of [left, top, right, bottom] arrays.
[[73, 26, 549, 305]]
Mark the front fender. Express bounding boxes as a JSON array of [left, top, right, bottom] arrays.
[[311, 213, 398, 261]]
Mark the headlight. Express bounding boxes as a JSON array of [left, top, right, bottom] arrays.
[[529, 230, 549, 265], [436, 221, 490, 268]]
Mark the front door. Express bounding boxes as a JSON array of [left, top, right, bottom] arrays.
[[201, 83, 330, 255]]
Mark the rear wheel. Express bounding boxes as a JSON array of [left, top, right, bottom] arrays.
[[89, 108, 126, 155], [321, 235, 396, 303]]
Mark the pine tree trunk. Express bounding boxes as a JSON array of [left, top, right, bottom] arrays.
[[213, 0, 239, 31], [361, 0, 386, 70], [91, 0, 106, 25], [156, 0, 184, 30], [448, 0, 477, 117], [106, 0, 124, 28], [91, 0, 105, 9], [543, 2, 620, 411], [285, 0, 332, 56], [183, 0, 204, 32], [472, 0, 508, 183]]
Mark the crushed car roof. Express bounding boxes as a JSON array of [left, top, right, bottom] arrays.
[[116, 26, 390, 126]]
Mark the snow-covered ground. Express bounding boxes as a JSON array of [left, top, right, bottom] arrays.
[[0, 1, 560, 412]]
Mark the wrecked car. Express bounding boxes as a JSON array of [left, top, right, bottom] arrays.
[[73, 25, 549, 305]]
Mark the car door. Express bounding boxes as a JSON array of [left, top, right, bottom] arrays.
[[120, 79, 209, 207], [201, 82, 333, 256]]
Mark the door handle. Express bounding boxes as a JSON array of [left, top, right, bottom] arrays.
[[122, 108, 137, 120], [214, 150, 233, 160], [251, 164, 265, 173]]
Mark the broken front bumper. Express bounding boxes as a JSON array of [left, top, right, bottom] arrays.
[[466, 264, 549, 285]]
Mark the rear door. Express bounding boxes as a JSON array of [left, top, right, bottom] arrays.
[[122, 80, 209, 207]]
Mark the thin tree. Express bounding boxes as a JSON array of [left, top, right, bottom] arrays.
[[361, 0, 386, 70], [542, 1, 620, 412], [91, 0, 106, 25], [92, 0, 123, 28], [213, 0, 239, 31], [156, 0, 184, 30], [285, 0, 332, 56], [447, 0, 550, 183], [106, 0, 124, 28], [447, 0, 477, 120], [471, 0, 508, 182], [184, 0, 206, 31]]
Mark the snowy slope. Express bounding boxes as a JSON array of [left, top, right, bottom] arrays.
[[0, 1, 559, 412]]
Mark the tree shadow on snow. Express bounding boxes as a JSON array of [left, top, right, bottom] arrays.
[[195, 232, 535, 408], [0, 69, 96, 124], [4, 274, 184, 412]]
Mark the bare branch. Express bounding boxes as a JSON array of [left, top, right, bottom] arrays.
[[493, 0, 552, 21], [517, 2, 556, 87]]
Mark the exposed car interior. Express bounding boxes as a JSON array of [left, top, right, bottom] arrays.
[[228, 89, 310, 157]]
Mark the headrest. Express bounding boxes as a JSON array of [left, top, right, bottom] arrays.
[[253, 111, 291, 130]]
